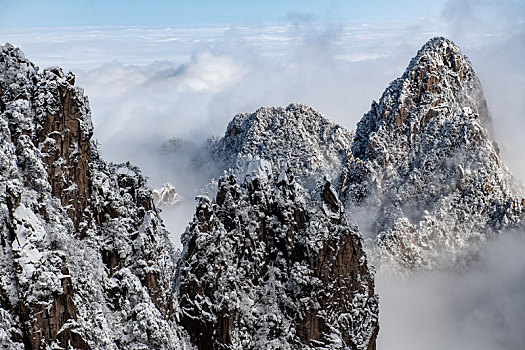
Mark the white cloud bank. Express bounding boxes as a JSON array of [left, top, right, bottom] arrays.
[[377, 231, 525, 350]]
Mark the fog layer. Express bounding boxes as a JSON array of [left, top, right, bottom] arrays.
[[69, 18, 524, 245], [377, 232, 525, 350]]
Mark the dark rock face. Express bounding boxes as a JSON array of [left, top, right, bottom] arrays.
[[35, 69, 93, 231], [0, 43, 183, 349], [339, 37, 524, 270], [19, 265, 85, 350], [176, 164, 378, 349]]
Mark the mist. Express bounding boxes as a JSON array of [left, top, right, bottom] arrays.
[[440, 0, 525, 189], [6, 2, 524, 247], [377, 231, 525, 350], [72, 22, 442, 245]]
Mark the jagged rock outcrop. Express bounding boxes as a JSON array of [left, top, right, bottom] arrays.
[[175, 105, 378, 349], [339, 37, 524, 270], [153, 183, 183, 208], [176, 162, 378, 349], [0, 43, 188, 349], [210, 103, 354, 191]]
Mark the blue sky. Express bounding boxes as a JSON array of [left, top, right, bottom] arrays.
[[0, 0, 448, 28]]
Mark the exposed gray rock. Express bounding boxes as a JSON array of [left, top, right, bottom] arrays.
[[176, 163, 378, 349], [339, 37, 524, 270]]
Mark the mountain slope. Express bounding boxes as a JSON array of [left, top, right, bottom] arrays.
[[0, 43, 188, 349], [4, 35, 523, 349], [176, 161, 378, 349], [339, 37, 524, 269]]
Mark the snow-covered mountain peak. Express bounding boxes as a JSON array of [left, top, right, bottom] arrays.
[[352, 37, 491, 161], [1, 42, 29, 63], [407, 36, 469, 73], [211, 103, 354, 191], [340, 37, 523, 270], [153, 182, 183, 208]]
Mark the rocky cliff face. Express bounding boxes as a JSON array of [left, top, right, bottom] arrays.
[[0, 43, 187, 349], [0, 42, 377, 350], [176, 162, 378, 349], [174, 103, 378, 349], [339, 37, 524, 270]]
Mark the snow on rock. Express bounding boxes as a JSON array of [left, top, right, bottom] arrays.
[[0, 43, 190, 349], [244, 156, 272, 183], [11, 203, 46, 285], [176, 167, 379, 349], [210, 103, 354, 191], [175, 102, 379, 349], [153, 182, 183, 208], [5, 35, 522, 349], [339, 37, 524, 271]]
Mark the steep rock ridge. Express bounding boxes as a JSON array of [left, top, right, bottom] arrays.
[[176, 163, 378, 349], [0, 45, 93, 231], [210, 103, 354, 191], [340, 37, 524, 269], [36, 67, 93, 232], [0, 44, 187, 349]]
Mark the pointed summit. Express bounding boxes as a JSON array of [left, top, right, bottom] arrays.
[[405, 37, 491, 126], [408, 36, 471, 74], [340, 37, 523, 270], [352, 37, 490, 161]]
